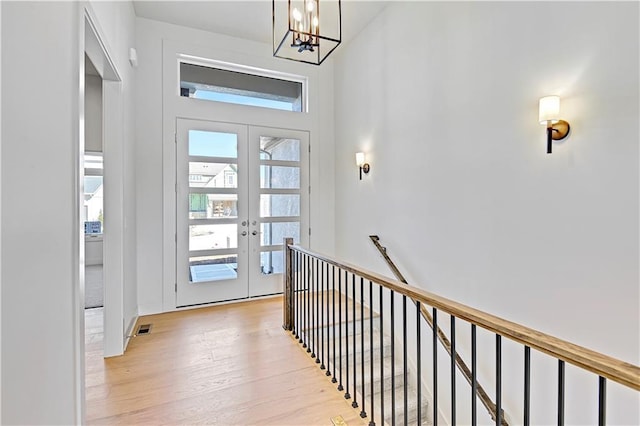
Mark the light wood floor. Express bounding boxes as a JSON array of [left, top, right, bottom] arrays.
[[85, 297, 367, 425]]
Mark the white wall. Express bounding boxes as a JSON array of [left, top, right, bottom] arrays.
[[333, 1, 638, 424], [135, 18, 335, 314], [1, 3, 81, 423], [85, 236, 104, 266], [85, 73, 103, 152], [1, 1, 136, 423]]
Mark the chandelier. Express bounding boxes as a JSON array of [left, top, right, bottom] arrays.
[[273, 0, 342, 65]]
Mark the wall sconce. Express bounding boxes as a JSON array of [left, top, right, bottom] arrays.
[[355, 152, 370, 180], [539, 95, 571, 154]]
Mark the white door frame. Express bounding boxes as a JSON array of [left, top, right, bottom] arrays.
[[82, 4, 125, 361]]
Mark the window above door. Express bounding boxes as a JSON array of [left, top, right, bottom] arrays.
[[179, 60, 306, 112]]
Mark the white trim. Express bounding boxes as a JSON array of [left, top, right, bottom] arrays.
[[81, 2, 125, 361], [0, 1, 4, 421], [122, 314, 139, 354], [75, 4, 85, 424]]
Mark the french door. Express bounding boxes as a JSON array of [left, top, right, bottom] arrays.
[[176, 119, 309, 307]]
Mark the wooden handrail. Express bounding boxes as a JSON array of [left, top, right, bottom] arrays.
[[369, 235, 506, 424], [288, 244, 640, 391]]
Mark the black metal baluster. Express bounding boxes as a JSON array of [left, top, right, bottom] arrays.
[[315, 259, 320, 363], [558, 360, 565, 426], [416, 301, 422, 426], [391, 291, 396, 426], [308, 257, 312, 353], [320, 260, 325, 370], [360, 277, 367, 419], [451, 316, 456, 426], [338, 268, 344, 391], [303, 254, 308, 349], [471, 324, 477, 426], [496, 335, 502, 426], [316, 260, 321, 364], [524, 346, 530, 426], [291, 250, 300, 339], [402, 295, 407, 426], [290, 249, 295, 336], [311, 258, 316, 359], [433, 308, 438, 426], [352, 274, 358, 409], [296, 253, 304, 343], [295, 252, 300, 340], [379, 285, 385, 425], [332, 265, 337, 383], [326, 262, 331, 377], [598, 376, 607, 426], [345, 271, 351, 399], [369, 280, 375, 426]]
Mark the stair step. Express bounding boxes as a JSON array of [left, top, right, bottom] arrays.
[[343, 369, 431, 426], [294, 302, 433, 426], [329, 353, 405, 395], [300, 314, 381, 337]]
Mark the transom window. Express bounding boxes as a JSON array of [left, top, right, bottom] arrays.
[[179, 62, 304, 112]]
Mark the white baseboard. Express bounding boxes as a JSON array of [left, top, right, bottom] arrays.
[[123, 314, 138, 351]]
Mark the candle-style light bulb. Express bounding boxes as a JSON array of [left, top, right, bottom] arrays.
[[292, 8, 302, 22]]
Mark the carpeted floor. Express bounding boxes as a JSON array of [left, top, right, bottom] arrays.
[[85, 265, 103, 309]]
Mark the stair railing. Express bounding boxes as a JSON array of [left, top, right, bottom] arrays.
[[369, 235, 506, 425], [282, 238, 640, 426]]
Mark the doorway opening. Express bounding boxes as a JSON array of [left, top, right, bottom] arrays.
[[84, 54, 104, 311]]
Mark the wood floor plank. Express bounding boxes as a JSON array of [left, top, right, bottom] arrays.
[[86, 297, 366, 425]]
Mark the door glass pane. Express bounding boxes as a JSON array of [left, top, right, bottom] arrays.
[[260, 166, 300, 189], [189, 162, 237, 188], [260, 251, 284, 275], [190, 254, 238, 282], [260, 194, 300, 217], [260, 137, 300, 161], [189, 224, 237, 250], [189, 130, 237, 158], [260, 222, 300, 246], [189, 194, 238, 219]]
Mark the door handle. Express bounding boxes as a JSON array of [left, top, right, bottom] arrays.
[[241, 221, 248, 226], [241, 231, 248, 236], [252, 230, 259, 236]]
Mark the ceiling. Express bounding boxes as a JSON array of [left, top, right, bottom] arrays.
[[133, 1, 389, 46]]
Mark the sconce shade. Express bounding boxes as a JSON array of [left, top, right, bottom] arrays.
[[538, 95, 570, 154], [539, 95, 561, 124]]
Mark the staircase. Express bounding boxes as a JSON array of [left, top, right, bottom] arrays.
[[300, 292, 433, 426], [285, 242, 640, 426]]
